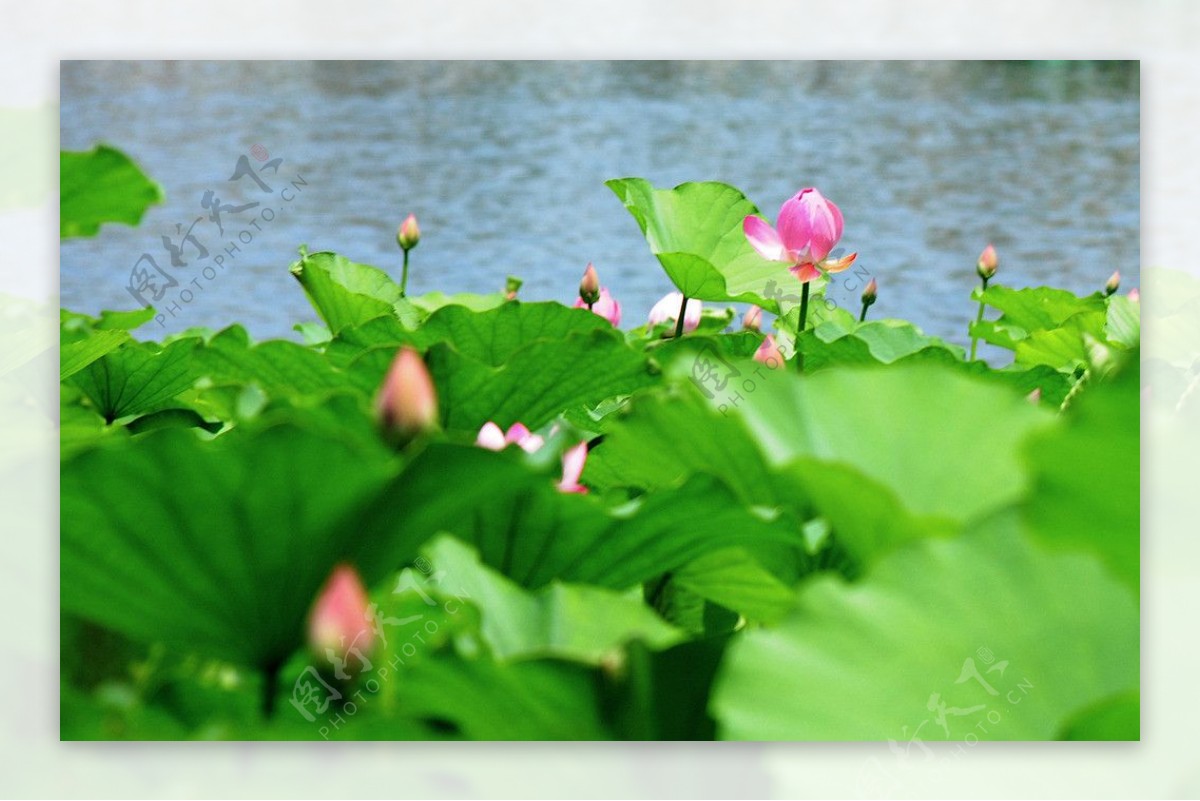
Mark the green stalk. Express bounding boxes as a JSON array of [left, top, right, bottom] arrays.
[[968, 276, 989, 361], [795, 282, 811, 373], [674, 295, 689, 339], [859, 303, 869, 323], [400, 249, 411, 297]]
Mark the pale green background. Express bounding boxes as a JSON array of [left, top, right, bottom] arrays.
[[3, 2, 1196, 797]]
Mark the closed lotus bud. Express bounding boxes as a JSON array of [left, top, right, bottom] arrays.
[[376, 346, 438, 445], [976, 244, 998, 281], [397, 214, 421, 251], [742, 305, 763, 332], [504, 275, 523, 300], [753, 334, 784, 369], [1105, 270, 1120, 297], [862, 278, 878, 307], [579, 263, 601, 305], [1128, 287, 1139, 302], [308, 563, 373, 660]]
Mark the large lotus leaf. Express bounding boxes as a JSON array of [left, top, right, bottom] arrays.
[[607, 178, 804, 312], [798, 317, 965, 369], [712, 512, 1139, 740], [59, 330, 132, 381], [1104, 294, 1141, 349], [68, 336, 203, 422], [60, 145, 164, 238], [722, 363, 1056, 564], [977, 285, 1107, 337], [189, 325, 350, 401], [348, 443, 806, 592], [423, 535, 681, 664], [1023, 357, 1139, 591], [61, 421, 403, 670], [582, 382, 779, 506], [289, 249, 417, 333], [417, 302, 612, 366]]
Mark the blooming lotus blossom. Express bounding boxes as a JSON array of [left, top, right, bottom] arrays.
[[743, 188, 855, 283], [574, 287, 621, 326], [647, 291, 702, 332], [308, 563, 373, 661], [753, 334, 784, 369], [557, 441, 589, 494], [376, 346, 438, 444], [476, 421, 545, 454]]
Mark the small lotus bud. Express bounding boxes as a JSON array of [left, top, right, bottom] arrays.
[[397, 214, 421, 252], [742, 305, 763, 332], [976, 244, 998, 281], [376, 346, 438, 445], [1026, 388, 1042, 405], [308, 563, 373, 661], [1105, 270, 1120, 297], [1128, 287, 1139, 302], [862, 278, 878, 307], [579, 263, 601, 305], [504, 275, 523, 300], [753, 334, 784, 369]]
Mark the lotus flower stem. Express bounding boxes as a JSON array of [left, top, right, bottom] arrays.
[[968, 276, 988, 362], [798, 282, 810, 333], [674, 295, 689, 339], [400, 249, 411, 297]]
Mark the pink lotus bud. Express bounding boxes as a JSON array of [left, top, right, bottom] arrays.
[[753, 334, 784, 369], [862, 277, 878, 307], [976, 244, 998, 281], [1105, 270, 1120, 297], [504, 275, 522, 300], [573, 287, 621, 326], [557, 441, 589, 494], [397, 214, 420, 251], [1128, 287, 1139, 302], [1026, 388, 1042, 405], [743, 187, 846, 284], [376, 346, 439, 445], [647, 291, 702, 333], [742, 305, 763, 332], [579, 263, 601, 305], [308, 563, 373, 660]]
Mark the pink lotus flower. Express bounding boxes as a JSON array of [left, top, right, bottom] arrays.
[[753, 334, 784, 369], [476, 421, 545, 454], [742, 305, 763, 332], [557, 441, 589, 494], [308, 563, 373, 660], [743, 188, 855, 283], [647, 291, 702, 332], [574, 287, 621, 326]]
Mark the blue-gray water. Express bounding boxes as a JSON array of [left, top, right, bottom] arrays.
[[60, 61, 1139, 347]]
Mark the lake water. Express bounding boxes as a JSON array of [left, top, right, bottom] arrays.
[[60, 61, 1139, 347]]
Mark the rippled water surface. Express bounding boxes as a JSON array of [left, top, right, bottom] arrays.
[[60, 61, 1139, 345]]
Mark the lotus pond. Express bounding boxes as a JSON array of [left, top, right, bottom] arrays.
[[60, 142, 1139, 741]]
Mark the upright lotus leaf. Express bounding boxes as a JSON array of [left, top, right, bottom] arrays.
[[723, 363, 1056, 565], [796, 317, 965, 371], [607, 178, 804, 312], [1023, 357, 1140, 591], [61, 420, 403, 671], [418, 302, 610, 366], [712, 512, 1139, 740], [68, 336, 203, 423], [1104, 294, 1141, 349], [289, 249, 418, 333], [348, 443, 806, 591], [422, 535, 682, 664], [582, 381, 781, 507], [60, 145, 164, 238]]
